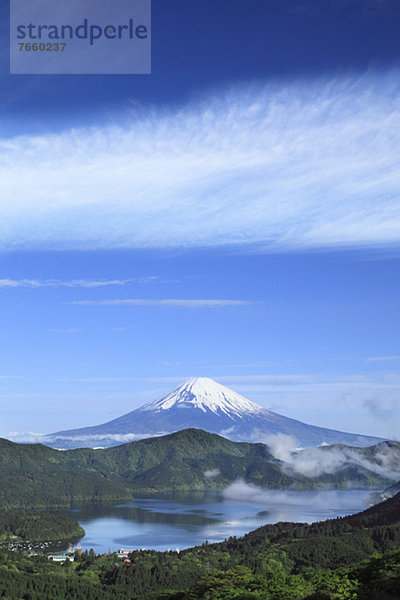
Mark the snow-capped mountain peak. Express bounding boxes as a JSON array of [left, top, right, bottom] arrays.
[[140, 377, 266, 419], [45, 377, 384, 450]]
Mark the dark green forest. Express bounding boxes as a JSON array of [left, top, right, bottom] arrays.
[[1, 491, 400, 599], [0, 430, 395, 508], [0, 511, 84, 543]]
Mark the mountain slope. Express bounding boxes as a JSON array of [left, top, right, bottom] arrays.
[[44, 377, 382, 449]]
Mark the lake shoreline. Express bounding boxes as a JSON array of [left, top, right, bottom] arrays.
[[48, 487, 381, 554]]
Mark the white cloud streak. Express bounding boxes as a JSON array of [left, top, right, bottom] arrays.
[[214, 373, 400, 394], [70, 299, 252, 308], [1, 72, 400, 251], [367, 355, 400, 363], [49, 328, 82, 334], [0, 277, 160, 288]]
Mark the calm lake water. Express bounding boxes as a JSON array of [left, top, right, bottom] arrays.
[[54, 488, 376, 554]]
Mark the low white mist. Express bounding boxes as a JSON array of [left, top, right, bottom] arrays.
[[264, 433, 400, 480], [262, 433, 301, 461], [222, 479, 372, 511], [8, 431, 161, 445], [204, 469, 220, 479]]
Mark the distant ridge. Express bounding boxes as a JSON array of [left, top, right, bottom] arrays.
[[1, 429, 398, 508], [43, 377, 383, 449]]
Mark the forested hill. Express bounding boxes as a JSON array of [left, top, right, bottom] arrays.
[[0, 511, 84, 543], [0, 429, 396, 508], [0, 437, 132, 508], [345, 486, 400, 527], [207, 489, 400, 572]]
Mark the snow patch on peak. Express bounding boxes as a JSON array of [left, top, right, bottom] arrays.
[[141, 377, 267, 420]]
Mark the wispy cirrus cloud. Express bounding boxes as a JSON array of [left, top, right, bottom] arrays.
[[56, 377, 139, 383], [1, 72, 400, 252], [70, 299, 253, 308], [215, 373, 400, 396], [0, 277, 162, 288], [366, 355, 400, 363], [49, 328, 82, 334]]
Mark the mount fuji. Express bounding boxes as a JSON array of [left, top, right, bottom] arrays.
[[44, 377, 383, 449]]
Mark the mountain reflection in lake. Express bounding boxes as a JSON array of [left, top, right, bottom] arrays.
[[55, 489, 375, 554]]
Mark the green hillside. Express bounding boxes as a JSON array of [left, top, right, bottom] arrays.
[[0, 510, 84, 543], [0, 437, 132, 508], [0, 429, 395, 508]]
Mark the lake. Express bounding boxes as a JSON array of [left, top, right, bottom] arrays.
[[54, 487, 376, 554]]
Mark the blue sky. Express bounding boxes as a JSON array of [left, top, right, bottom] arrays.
[[0, 0, 399, 440]]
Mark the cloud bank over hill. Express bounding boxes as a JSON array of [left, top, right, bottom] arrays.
[[1, 72, 400, 252], [264, 433, 400, 480]]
